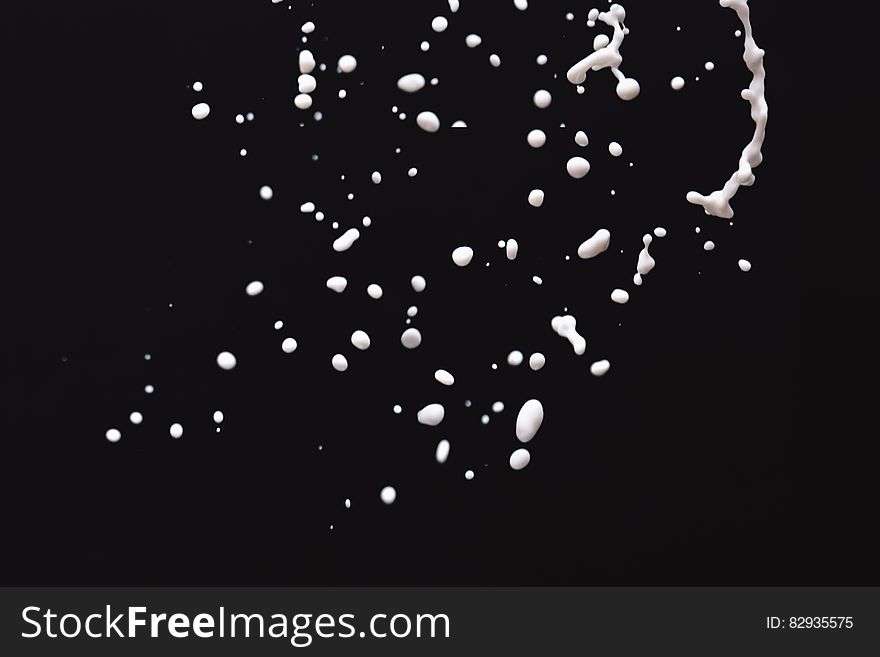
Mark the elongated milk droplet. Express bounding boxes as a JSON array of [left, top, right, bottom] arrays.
[[333, 228, 360, 252], [516, 399, 544, 442], [435, 369, 455, 386], [436, 439, 450, 464], [397, 73, 426, 93], [590, 359, 611, 376], [551, 315, 586, 355], [578, 228, 611, 259], [611, 289, 629, 304], [417, 403, 445, 426], [416, 111, 441, 133]]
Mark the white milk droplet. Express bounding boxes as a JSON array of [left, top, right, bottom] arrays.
[[282, 337, 298, 353], [170, 423, 183, 439], [528, 189, 545, 207], [351, 330, 371, 350], [129, 412, 143, 425], [611, 288, 630, 304], [551, 315, 586, 355], [213, 410, 224, 424], [705, 61, 715, 71], [529, 352, 546, 370], [536, 54, 548, 65], [301, 21, 315, 33], [401, 328, 422, 349], [590, 359, 611, 377], [703, 240, 716, 251], [489, 53, 501, 67], [452, 246, 474, 267], [294, 93, 313, 110], [637, 234, 656, 276], [738, 258, 752, 272], [507, 350, 524, 366], [416, 111, 441, 133], [516, 399, 544, 442], [106, 428, 121, 443], [216, 351, 237, 370], [510, 448, 531, 470], [578, 228, 611, 259], [434, 369, 455, 386], [367, 283, 384, 299], [514, 0, 528, 10], [380, 486, 397, 504], [332, 228, 360, 252], [397, 73, 426, 93], [331, 354, 349, 371], [533, 89, 552, 108], [300, 201, 315, 213], [326, 276, 347, 293], [337, 54, 357, 73], [575, 130, 589, 147], [191, 102, 210, 120], [527, 129, 547, 148], [435, 439, 450, 464], [465, 469, 475, 480], [654, 226, 668, 237], [431, 16, 448, 33], [245, 280, 264, 296], [608, 141, 623, 157], [411, 275, 427, 292], [393, 405, 402, 414], [299, 50, 316, 74], [448, 0, 460, 12], [259, 185, 273, 200], [506, 239, 519, 260], [492, 401, 505, 413], [465, 34, 482, 48], [192, 81, 203, 92], [417, 403, 445, 426], [671, 76, 685, 90], [566, 157, 591, 178]]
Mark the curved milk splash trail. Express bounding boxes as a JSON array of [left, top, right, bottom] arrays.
[[686, 0, 768, 219]]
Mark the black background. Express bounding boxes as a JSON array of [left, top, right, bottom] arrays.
[[2, 1, 875, 585]]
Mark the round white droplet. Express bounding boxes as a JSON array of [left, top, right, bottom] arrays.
[[738, 259, 752, 272], [507, 350, 524, 366], [529, 353, 546, 371], [492, 401, 505, 413], [434, 369, 455, 386], [533, 89, 552, 109], [370, 171, 382, 185], [527, 129, 546, 148], [575, 130, 589, 147], [516, 399, 544, 443], [528, 189, 545, 207], [326, 276, 347, 293], [410, 275, 427, 293], [671, 76, 685, 90], [282, 337, 298, 354], [337, 54, 358, 73], [435, 439, 450, 464], [245, 280, 264, 296], [489, 53, 501, 67], [129, 412, 143, 425], [169, 423, 183, 439], [351, 330, 371, 350], [465, 34, 482, 48], [566, 157, 591, 179], [407, 167, 418, 177], [144, 385, 154, 394], [611, 289, 630, 304], [452, 246, 474, 267], [216, 351, 237, 370], [616, 78, 641, 100], [654, 227, 668, 238], [105, 428, 121, 443], [397, 73, 426, 93], [514, 0, 528, 11], [705, 61, 715, 71], [420, 41, 430, 52], [416, 111, 441, 133], [367, 283, 384, 299], [431, 16, 448, 32], [331, 354, 349, 371], [294, 93, 313, 110], [191, 102, 210, 120], [401, 328, 422, 349], [509, 448, 531, 470], [301, 21, 315, 34], [465, 469, 475, 480], [259, 185, 273, 200], [590, 359, 611, 377], [608, 141, 623, 157], [417, 403, 445, 426], [536, 54, 548, 65], [298, 74, 317, 93], [380, 486, 397, 505]]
